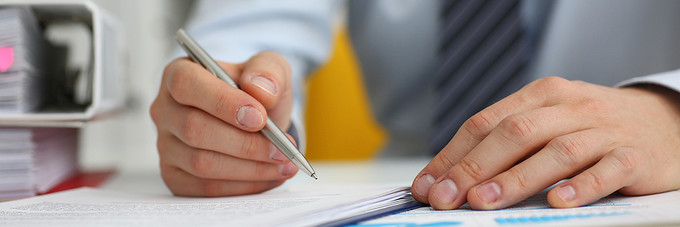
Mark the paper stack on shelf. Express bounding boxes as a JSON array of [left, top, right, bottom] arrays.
[[0, 6, 81, 199], [0, 127, 77, 199], [0, 1, 124, 199], [0, 7, 49, 113]]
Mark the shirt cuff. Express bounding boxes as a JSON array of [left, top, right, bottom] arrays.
[[615, 68, 680, 93]]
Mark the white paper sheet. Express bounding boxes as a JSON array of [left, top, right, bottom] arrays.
[[0, 185, 416, 227], [355, 189, 680, 227], [1, 185, 679, 227]]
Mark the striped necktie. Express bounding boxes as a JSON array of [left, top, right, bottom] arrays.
[[431, 0, 531, 152]]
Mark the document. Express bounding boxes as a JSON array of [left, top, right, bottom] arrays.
[[354, 189, 680, 227], [0, 185, 419, 227], [1, 185, 679, 226]]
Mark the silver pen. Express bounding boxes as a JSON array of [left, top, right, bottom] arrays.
[[175, 29, 317, 180]]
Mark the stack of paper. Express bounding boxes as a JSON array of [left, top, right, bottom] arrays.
[[0, 185, 422, 226], [0, 6, 82, 199], [0, 127, 77, 199], [0, 7, 48, 113], [1, 185, 679, 226]]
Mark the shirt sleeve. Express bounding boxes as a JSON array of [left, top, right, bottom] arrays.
[[172, 0, 338, 153], [616, 68, 680, 94]]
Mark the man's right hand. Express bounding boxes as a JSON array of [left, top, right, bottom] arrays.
[[150, 51, 298, 196]]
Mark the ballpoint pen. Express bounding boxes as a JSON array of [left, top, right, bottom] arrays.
[[175, 28, 317, 180]]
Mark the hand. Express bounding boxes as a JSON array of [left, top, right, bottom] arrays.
[[412, 76, 680, 210], [150, 51, 298, 196]]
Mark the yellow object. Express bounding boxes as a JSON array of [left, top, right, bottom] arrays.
[[304, 29, 386, 160]]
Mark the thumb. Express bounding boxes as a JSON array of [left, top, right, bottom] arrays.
[[238, 51, 293, 130]]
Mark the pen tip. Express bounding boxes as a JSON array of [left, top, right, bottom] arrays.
[[311, 173, 318, 180]]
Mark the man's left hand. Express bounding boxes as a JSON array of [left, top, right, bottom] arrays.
[[411, 77, 680, 210]]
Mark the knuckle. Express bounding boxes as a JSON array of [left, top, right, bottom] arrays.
[[506, 168, 531, 191], [582, 171, 606, 195], [159, 163, 172, 179], [457, 158, 486, 182], [238, 133, 262, 160], [249, 52, 291, 83], [432, 152, 457, 174], [534, 76, 569, 89], [548, 136, 585, 167], [156, 139, 169, 157], [437, 152, 456, 169], [157, 139, 177, 167], [149, 100, 161, 124], [179, 110, 206, 146], [498, 114, 536, 145], [189, 149, 214, 178], [610, 149, 635, 174], [213, 91, 231, 116], [528, 77, 573, 99], [464, 111, 497, 137]]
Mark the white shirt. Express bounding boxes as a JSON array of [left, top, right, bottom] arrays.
[[178, 0, 680, 156]]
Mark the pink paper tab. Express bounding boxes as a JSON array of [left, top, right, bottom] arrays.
[[0, 46, 15, 73]]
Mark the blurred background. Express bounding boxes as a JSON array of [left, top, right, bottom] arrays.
[[79, 0, 193, 173]]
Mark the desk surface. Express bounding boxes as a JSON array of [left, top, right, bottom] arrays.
[[100, 158, 431, 195]]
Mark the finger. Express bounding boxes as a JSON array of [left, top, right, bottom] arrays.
[[413, 90, 541, 203], [425, 104, 597, 210], [164, 58, 267, 131], [547, 147, 642, 208], [467, 129, 611, 210], [160, 163, 286, 197], [238, 52, 292, 109], [413, 77, 572, 203], [160, 133, 298, 181], [155, 91, 290, 163], [238, 52, 293, 129]]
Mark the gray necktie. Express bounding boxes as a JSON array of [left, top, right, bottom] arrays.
[[431, 0, 531, 152]]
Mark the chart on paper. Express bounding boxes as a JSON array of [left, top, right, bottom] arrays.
[[353, 189, 680, 226]]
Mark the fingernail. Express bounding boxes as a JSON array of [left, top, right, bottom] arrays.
[[478, 182, 501, 203], [251, 75, 277, 96], [236, 105, 263, 128], [433, 179, 458, 204], [278, 162, 298, 176], [269, 144, 288, 162], [557, 185, 576, 202], [414, 174, 435, 197]]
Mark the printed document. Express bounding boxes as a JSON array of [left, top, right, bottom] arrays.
[[356, 188, 680, 226], [1, 185, 679, 226], [0, 185, 417, 227]]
